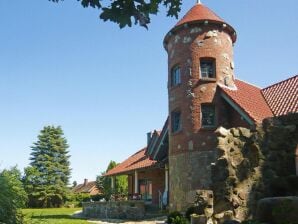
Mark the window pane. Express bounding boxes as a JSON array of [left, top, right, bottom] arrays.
[[200, 60, 215, 78], [171, 66, 181, 86], [202, 105, 215, 126], [171, 111, 181, 132]]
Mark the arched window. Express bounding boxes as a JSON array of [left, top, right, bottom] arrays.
[[171, 65, 181, 87], [200, 58, 216, 79]]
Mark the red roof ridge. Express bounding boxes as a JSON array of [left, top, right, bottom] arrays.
[[131, 147, 147, 156], [217, 82, 238, 91], [262, 74, 298, 90], [220, 79, 274, 123], [235, 78, 262, 89]]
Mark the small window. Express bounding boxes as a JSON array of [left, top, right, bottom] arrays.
[[171, 66, 181, 86], [171, 111, 181, 133], [201, 105, 216, 127], [200, 59, 215, 78]]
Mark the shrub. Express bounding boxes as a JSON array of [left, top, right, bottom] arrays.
[[0, 167, 28, 224], [167, 211, 183, 224], [170, 216, 189, 224]]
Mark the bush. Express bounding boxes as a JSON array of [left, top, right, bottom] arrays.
[[0, 167, 28, 224], [65, 192, 92, 207], [91, 194, 105, 201], [170, 216, 189, 224], [167, 211, 183, 224]]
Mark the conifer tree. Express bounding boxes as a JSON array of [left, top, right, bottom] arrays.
[[23, 126, 71, 208]]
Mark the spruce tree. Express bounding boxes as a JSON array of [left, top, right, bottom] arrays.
[[23, 126, 71, 207]]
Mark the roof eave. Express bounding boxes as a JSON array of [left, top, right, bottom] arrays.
[[163, 20, 237, 50]]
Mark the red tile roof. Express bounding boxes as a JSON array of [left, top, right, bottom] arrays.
[[72, 181, 100, 195], [220, 80, 274, 123], [175, 3, 224, 27], [262, 75, 298, 116], [104, 147, 157, 176]]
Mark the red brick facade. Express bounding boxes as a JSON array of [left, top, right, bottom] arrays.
[[164, 3, 240, 210]]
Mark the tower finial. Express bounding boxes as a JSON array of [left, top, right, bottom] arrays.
[[197, 0, 202, 4]]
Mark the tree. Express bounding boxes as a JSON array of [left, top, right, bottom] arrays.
[[49, 0, 182, 28], [96, 160, 128, 200], [23, 125, 71, 208], [0, 167, 28, 224], [72, 180, 77, 187]]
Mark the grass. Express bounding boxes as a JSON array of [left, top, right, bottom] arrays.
[[22, 208, 89, 224]]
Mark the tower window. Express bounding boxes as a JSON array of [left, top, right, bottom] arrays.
[[171, 66, 181, 86], [201, 105, 216, 127], [200, 59, 216, 78], [171, 110, 181, 133]]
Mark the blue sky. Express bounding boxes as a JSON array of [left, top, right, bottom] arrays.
[[0, 0, 297, 184]]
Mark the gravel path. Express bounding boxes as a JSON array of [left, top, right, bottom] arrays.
[[72, 210, 166, 224]]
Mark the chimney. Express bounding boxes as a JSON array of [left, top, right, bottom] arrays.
[[147, 132, 153, 147], [84, 178, 88, 186]]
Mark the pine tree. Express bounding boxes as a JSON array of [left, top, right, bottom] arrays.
[[23, 126, 71, 208]]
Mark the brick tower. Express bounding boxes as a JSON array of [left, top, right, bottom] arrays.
[[163, 2, 237, 211]]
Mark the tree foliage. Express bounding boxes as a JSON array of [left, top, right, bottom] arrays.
[[0, 167, 28, 224], [49, 0, 182, 28], [96, 160, 128, 200], [23, 126, 71, 208]]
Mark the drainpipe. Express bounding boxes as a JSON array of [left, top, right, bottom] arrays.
[[165, 164, 169, 192], [134, 170, 138, 194]]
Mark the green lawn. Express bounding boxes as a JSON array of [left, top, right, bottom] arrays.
[[22, 208, 89, 224]]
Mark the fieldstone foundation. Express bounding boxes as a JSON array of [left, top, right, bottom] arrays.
[[169, 150, 217, 211]]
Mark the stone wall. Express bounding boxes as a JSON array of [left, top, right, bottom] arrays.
[[169, 150, 217, 211], [82, 200, 145, 220], [207, 113, 298, 222]]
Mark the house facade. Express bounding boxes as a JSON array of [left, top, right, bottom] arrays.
[[105, 146, 166, 206], [104, 2, 298, 211], [72, 179, 101, 196]]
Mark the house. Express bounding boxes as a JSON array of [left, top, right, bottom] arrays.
[[104, 2, 298, 211], [72, 179, 101, 196]]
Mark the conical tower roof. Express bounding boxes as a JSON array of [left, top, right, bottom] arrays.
[[164, 3, 237, 45], [175, 3, 224, 27]]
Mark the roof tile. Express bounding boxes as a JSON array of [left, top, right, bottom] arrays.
[[220, 80, 273, 123], [105, 147, 157, 176], [262, 75, 298, 116], [176, 3, 224, 27]]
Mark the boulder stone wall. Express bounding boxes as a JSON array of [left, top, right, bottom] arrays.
[[204, 113, 297, 223]]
